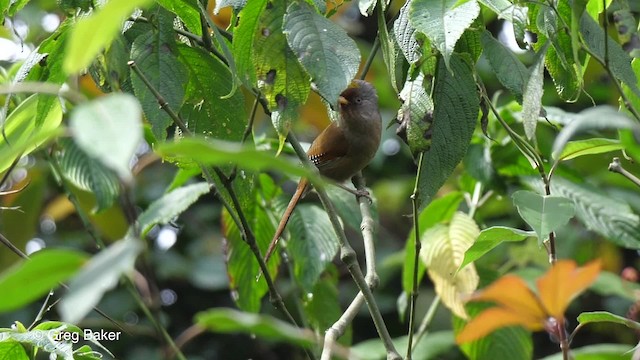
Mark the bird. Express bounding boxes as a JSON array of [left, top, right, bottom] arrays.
[[264, 80, 382, 263]]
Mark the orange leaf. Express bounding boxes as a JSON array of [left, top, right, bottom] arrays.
[[472, 275, 546, 320], [537, 259, 601, 318], [456, 307, 542, 344]]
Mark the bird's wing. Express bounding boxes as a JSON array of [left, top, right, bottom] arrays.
[[306, 122, 349, 177]]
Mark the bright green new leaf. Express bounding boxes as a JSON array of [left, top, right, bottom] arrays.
[[459, 226, 534, 271], [0, 94, 63, 174], [556, 138, 623, 161], [59, 236, 143, 323], [0, 249, 87, 312], [512, 190, 575, 243], [577, 311, 640, 330], [69, 93, 143, 182], [64, 0, 154, 73]]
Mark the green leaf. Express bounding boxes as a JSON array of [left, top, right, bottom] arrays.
[[398, 71, 435, 154], [480, 31, 528, 103], [25, 19, 72, 127], [156, 0, 201, 35], [232, 0, 265, 86], [351, 331, 455, 360], [57, 139, 120, 213], [284, 1, 359, 105], [0, 94, 63, 174], [64, 0, 154, 73], [591, 271, 640, 301], [195, 308, 315, 347], [69, 93, 143, 182], [581, 12, 640, 99], [59, 236, 143, 323], [130, 9, 188, 140], [459, 226, 533, 271], [0, 249, 87, 312], [303, 271, 346, 342], [402, 191, 464, 293], [551, 106, 638, 160], [521, 42, 548, 140], [577, 311, 640, 330], [394, 1, 421, 65], [409, 0, 480, 70], [556, 138, 623, 161], [379, 2, 405, 92], [478, 0, 527, 24], [137, 182, 210, 236], [285, 204, 338, 293], [523, 177, 640, 249], [0, 341, 28, 360], [177, 45, 246, 139], [511, 190, 575, 243], [417, 54, 479, 210], [156, 137, 325, 186], [251, 0, 310, 135], [222, 203, 277, 312]]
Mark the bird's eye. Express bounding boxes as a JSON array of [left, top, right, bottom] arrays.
[[355, 97, 363, 104]]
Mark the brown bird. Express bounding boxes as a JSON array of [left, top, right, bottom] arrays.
[[264, 80, 382, 263]]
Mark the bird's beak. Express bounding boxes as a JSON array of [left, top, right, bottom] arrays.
[[338, 96, 349, 106]]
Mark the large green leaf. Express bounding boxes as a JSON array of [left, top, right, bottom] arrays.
[[130, 8, 188, 140], [394, 1, 421, 65], [64, 0, 154, 73], [195, 308, 315, 347], [409, 0, 480, 69], [250, 0, 310, 135], [480, 30, 528, 99], [59, 236, 143, 323], [57, 139, 120, 213], [0, 94, 63, 174], [523, 177, 640, 249], [177, 45, 246, 140], [551, 106, 638, 160], [137, 182, 210, 236], [556, 138, 623, 161], [577, 311, 640, 330], [511, 190, 575, 243], [284, 1, 360, 105], [0, 249, 87, 312], [459, 226, 533, 271], [232, 0, 265, 87], [156, 0, 201, 35], [25, 19, 72, 127], [69, 93, 143, 182], [417, 55, 479, 210], [156, 137, 324, 185], [222, 204, 277, 312], [285, 203, 338, 293], [521, 43, 548, 140], [302, 272, 346, 344]]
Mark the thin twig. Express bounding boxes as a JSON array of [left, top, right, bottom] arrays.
[[609, 157, 640, 188], [321, 293, 365, 360]]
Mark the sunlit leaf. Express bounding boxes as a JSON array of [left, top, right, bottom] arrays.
[[421, 212, 480, 318], [556, 138, 623, 161]]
